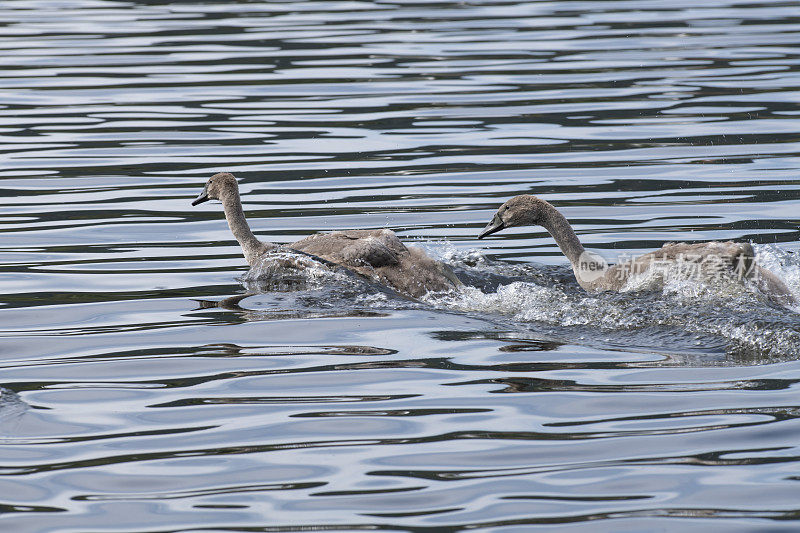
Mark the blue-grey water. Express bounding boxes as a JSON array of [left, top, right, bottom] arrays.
[[2, 0, 800, 531]]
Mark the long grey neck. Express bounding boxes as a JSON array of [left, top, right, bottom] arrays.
[[539, 203, 585, 268], [220, 189, 274, 266]]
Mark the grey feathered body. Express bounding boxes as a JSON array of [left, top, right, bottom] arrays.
[[291, 229, 460, 298], [481, 194, 795, 306], [193, 173, 460, 299]]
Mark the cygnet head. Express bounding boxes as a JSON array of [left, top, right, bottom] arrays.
[[192, 172, 239, 206], [478, 195, 550, 239]]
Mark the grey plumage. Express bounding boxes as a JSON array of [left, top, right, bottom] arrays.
[[193, 172, 460, 298], [479, 194, 795, 306]]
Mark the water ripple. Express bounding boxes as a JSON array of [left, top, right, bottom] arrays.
[[2, 0, 800, 531]]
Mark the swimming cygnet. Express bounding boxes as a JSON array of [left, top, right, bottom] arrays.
[[478, 194, 795, 306], [192, 172, 460, 298]]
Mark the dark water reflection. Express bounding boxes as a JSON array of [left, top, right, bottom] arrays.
[[2, 0, 800, 531]]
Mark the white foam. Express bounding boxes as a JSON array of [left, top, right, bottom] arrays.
[[241, 250, 354, 290], [754, 243, 800, 309], [236, 244, 800, 359], [426, 246, 800, 359]]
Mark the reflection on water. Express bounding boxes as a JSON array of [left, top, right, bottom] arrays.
[[2, 0, 800, 530]]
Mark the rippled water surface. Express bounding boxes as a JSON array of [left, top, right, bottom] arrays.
[[2, 0, 800, 531]]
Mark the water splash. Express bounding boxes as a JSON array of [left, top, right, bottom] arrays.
[[240, 250, 348, 291], [210, 249, 424, 319], [230, 242, 800, 361], [427, 245, 800, 361], [753, 244, 800, 307]]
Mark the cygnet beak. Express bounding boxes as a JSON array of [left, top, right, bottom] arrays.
[[192, 186, 210, 206], [478, 213, 506, 239]]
